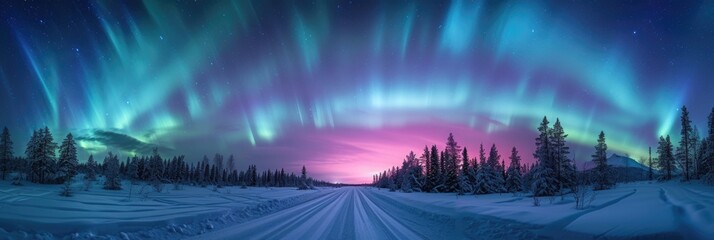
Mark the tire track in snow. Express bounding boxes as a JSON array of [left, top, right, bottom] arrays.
[[216, 189, 345, 239], [541, 189, 638, 239], [355, 189, 425, 239], [659, 187, 707, 239], [194, 187, 451, 240]]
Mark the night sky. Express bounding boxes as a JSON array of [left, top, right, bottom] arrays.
[[1, 1, 713, 183]]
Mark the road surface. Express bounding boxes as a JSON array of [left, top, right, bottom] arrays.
[[191, 187, 465, 240]]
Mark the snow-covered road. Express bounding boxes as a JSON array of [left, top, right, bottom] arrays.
[[192, 187, 467, 239]]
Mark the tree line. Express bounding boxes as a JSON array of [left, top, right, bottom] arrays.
[[373, 117, 599, 197], [374, 106, 714, 198], [0, 127, 331, 196], [656, 106, 714, 183]]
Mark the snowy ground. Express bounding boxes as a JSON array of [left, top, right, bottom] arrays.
[[370, 181, 714, 239], [0, 179, 331, 239], [1, 180, 712, 239]]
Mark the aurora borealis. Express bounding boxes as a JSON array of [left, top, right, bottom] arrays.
[[1, 1, 714, 183]]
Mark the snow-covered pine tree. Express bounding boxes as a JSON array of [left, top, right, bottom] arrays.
[[474, 158, 491, 195], [127, 156, 139, 184], [421, 146, 431, 192], [532, 117, 558, 196], [439, 151, 446, 191], [401, 169, 413, 193], [468, 157, 478, 189], [657, 135, 675, 180], [428, 145, 440, 192], [57, 133, 78, 183], [28, 127, 57, 184], [679, 106, 694, 181], [457, 169, 472, 195], [298, 165, 309, 190], [103, 152, 121, 190], [25, 130, 38, 182], [695, 138, 707, 179], [505, 147, 523, 194], [214, 154, 224, 186], [592, 131, 613, 190], [487, 144, 506, 193], [704, 108, 714, 184], [458, 147, 475, 195], [444, 133, 461, 193], [85, 154, 97, 181], [550, 119, 575, 194], [41, 127, 57, 183], [462, 147, 476, 188], [0, 127, 14, 180], [405, 151, 421, 191], [686, 125, 701, 180], [531, 161, 557, 197], [149, 148, 164, 191]]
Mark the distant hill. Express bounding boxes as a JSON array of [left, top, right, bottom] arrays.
[[581, 153, 649, 171], [580, 153, 652, 182]]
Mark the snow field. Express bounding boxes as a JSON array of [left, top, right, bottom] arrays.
[[0, 178, 332, 239]]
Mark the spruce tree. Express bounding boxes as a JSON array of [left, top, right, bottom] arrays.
[[532, 117, 558, 196], [462, 147, 476, 186], [439, 151, 446, 190], [592, 131, 613, 190], [487, 144, 506, 193], [149, 148, 163, 182], [703, 108, 714, 183], [214, 154, 224, 176], [443, 133, 460, 192], [550, 119, 574, 193], [428, 145, 440, 192], [657, 135, 675, 180], [28, 127, 57, 184], [474, 158, 491, 194], [679, 106, 693, 181], [707, 108, 714, 178], [57, 133, 78, 183], [103, 152, 121, 190], [127, 156, 139, 183], [85, 154, 97, 181], [505, 147, 523, 193], [0, 127, 13, 180], [298, 165, 309, 190], [530, 161, 556, 196], [421, 146, 431, 192]]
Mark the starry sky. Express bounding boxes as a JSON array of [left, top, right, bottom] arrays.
[[1, 0, 713, 183]]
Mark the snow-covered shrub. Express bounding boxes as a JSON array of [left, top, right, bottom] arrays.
[[83, 178, 91, 191], [173, 182, 182, 191], [531, 184, 541, 206], [11, 175, 22, 186], [60, 179, 72, 197], [572, 185, 596, 210], [151, 179, 164, 193]]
